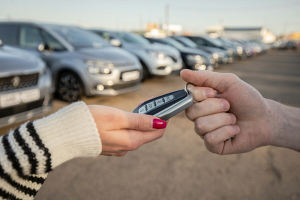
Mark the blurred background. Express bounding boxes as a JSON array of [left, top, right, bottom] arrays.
[[0, 0, 300, 199]]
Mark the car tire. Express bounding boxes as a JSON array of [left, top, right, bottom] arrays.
[[57, 72, 83, 102], [140, 62, 150, 82]]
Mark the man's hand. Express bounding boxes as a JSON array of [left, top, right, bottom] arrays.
[[181, 69, 274, 155], [88, 105, 167, 157]]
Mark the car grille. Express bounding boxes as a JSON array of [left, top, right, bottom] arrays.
[[0, 73, 39, 92], [0, 99, 44, 118], [104, 81, 140, 90]]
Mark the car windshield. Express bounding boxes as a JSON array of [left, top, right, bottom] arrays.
[[161, 38, 185, 49], [176, 37, 198, 48], [49, 26, 109, 48], [115, 32, 150, 45], [204, 36, 224, 47], [219, 38, 233, 46]]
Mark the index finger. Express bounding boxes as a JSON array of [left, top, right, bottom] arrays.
[[180, 69, 238, 93]]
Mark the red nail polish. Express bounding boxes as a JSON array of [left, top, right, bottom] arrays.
[[152, 119, 167, 129]]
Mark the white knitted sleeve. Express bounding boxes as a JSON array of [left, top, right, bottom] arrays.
[[33, 101, 102, 169]]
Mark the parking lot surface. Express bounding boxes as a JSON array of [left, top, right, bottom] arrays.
[[2, 50, 300, 200]]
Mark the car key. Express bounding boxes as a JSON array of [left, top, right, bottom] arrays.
[[133, 83, 194, 120]]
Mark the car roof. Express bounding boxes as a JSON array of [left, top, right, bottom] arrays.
[[0, 21, 80, 30]]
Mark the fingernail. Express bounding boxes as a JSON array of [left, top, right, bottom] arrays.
[[222, 100, 229, 111], [205, 89, 215, 98], [152, 119, 167, 129], [233, 125, 239, 133]]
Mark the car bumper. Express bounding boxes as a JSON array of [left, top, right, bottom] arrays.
[[84, 65, 142, 96], [0, 69, 53, 128], [149, 56, 183, 76]]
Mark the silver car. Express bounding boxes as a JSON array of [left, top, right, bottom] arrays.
[[91, 30, 183, 80], [0, 43, 52, 128], [0, 22, 142, 102]]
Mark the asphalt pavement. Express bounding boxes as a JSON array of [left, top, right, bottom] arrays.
[[2, 50, 300, 200]]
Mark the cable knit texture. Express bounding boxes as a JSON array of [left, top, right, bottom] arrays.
[[0, 101, 102, 199]]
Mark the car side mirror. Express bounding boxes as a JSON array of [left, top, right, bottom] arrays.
[[110, 39, 122, 47]]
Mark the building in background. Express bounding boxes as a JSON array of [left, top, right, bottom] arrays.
[[206, 25, 276, 43]]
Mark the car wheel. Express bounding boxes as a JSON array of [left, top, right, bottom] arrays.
[[141, 62, 150, 82], [57, 72, 82, 102]]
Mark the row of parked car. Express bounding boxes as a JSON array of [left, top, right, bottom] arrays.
[[0, 21, 271, 128]]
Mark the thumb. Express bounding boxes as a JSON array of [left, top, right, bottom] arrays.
[[123, 112, 167, 131], [180, 69, 238, 93]]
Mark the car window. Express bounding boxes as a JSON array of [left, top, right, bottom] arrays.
[[0, 25, 18, 45], [40, 30, 66, 51], [49, 26, 108, 49], [190, 37, 206, 46], [19, 26, 43, 49], [115, 32, 150, 45]]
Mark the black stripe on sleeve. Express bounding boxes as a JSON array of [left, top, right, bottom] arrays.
[[26, 122, 52, 173], [2, 134, 45, 184], [0, 164, 37, 197], [0, 188, 22, 200], [13, 128, 37, 174]]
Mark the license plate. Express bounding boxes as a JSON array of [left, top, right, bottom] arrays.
[[0, 89, 40, 108], [122, 71, 140, 82]]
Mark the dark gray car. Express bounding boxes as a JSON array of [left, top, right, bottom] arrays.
[[0, 22, 142, 102], [0, 42, 52, 128]]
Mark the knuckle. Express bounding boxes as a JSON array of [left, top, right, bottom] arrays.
[[204, 133, 215, 145], [195, 118, 207, 133]]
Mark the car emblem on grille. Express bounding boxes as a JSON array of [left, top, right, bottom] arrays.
[[11, 76, 21, 87]]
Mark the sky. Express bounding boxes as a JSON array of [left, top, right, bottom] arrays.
[[0, 0, 300, 35]]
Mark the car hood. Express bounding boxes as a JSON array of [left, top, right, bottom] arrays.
[[75, 46, 138, 66], [124, 43, 180, 58], [0, 46, 43, 76], [180, 47, 212, 58], [200, 46, 226, 54]]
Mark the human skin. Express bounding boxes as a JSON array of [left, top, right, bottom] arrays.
[[88, 105, 167, 157], [181, 69, 300, 155]]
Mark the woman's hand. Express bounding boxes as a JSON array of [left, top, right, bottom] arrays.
[[88, 105, 167, 157], [181, 69, 274, 155]]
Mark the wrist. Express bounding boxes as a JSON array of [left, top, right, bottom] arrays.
[[266, 99, 300, 151]]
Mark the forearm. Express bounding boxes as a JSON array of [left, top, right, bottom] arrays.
[[268, 99, 300, 151]]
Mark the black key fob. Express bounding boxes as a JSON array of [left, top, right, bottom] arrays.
[[133, 86, 194, 120]]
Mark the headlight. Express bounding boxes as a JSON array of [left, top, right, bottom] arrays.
[[85, 60, 114, 75], [227, 49, 233, 55], [218, 52, 225, 58], [237, 46, 243, 54], [213, 53, 218, 59], [187, 55, 203, 64], [146, 50, 165, 60]]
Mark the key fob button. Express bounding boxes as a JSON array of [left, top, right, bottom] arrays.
[[155, 98, 164, 106], [146, 102, 155, 110], [139, 105, 147, 114], [164, 95, 174, 103]]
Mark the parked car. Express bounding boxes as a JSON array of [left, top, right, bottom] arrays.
[[184, 36, 235, 63], [0, 42, 52, 128], [217, 37, 247, 60], [145, 37, 215, 71], [0, 22, 142, 102], [91, 30, 183, 80], [171, 36, 228, 66]]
